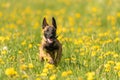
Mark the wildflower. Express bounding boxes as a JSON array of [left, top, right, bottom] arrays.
[[118, 71, 120, 77], [92, 7, 97, 13], [40, 73, 47, 77], [114, 38, 120, 43], [49, 74, 56, 80], [75, 13, 81, 18], [18, 50, 22, 54], [114, 62, 120, 71], [21, 40, 26, 45], [61, 71, 68, 77], [0, 11, 2, 17], [42, 68, 48, 73], [61, 70, 72, 77], [45, 63, 55, 70], [67, 70, 72, 75], [5, 68, 18, 77], [117, 12, 120, 18], [104, 64, 111, 72], [91, 51, 96, 57], [20, 64, 28, 71], [86, 72, 95, 80], [0, 58, 4, 64], [78, 77, 83, 80], [28, 63, 34, 69], [22, 74, 29, 79], [28, 44, 32, 48], [36, 78, 41, 80], [1, 50, 7, 55]]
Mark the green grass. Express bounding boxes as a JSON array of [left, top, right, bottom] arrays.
[[0, 0, 120, 80]]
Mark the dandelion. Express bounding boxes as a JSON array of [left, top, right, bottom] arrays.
[[61, 71, 68, 77], [18, 50, 23, 54], [49, 74, 56, 80], [1, 50, 7, 55], [118, 71, 120, 77], [40, 73, 47, 77], [104, 64, 111, 72], [21, 40, 26, 45], [20, 64, 28, 71], [45, 63, 55, 70], [86, 72, 95, 80], [42, 68, 48, 73], [61, 70, 72, 77], [22, 74, 29, 79], [67, 70, 72, 75], [0, 11, 2, 17], [114, 62, 120, 71], [28, 63, 34, 69], [75, 13, 81, 18], [117, 12, 120, 18], [0, 58, 4, 64], [36, 78, 42, 80], [5, 68, 18, 77], [28, 44, 32, 48]]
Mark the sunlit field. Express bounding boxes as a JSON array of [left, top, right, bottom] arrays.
[[0, 0, 120, 80]]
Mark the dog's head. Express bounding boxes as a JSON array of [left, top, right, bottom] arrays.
[[42, 17, 57, 44]]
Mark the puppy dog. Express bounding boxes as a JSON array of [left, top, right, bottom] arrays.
[[39, 17, 62, 65]]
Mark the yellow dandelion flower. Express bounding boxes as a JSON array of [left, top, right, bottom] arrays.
[[78, 77, 83, 80], [0, 58, 4, 64], [61, 71, 68, 77], [67, 70, 72, 75], [28, 63, 34, 69], [40, 73, 47, 77], [1, 50, 7, 55], [18, 50, 22, 54], [113, 54, 119, 58], [91, 51, 96, 57], [20, 64, 28, 71], [42, 68, 48, 73], [114, 62, 120, 71], [36, 78, 41, 80], [86, 72, 95, 80], [49, 74, 56, 80], [0, 11, 2, 18], [21, 40, 26, 46], [117, 12, 120, 18], [75, 13, 81, 18], [118, 71, 120, 77], [114, 38, 120, 43], [104, 64, 111, 72], [5, 68, 18, 77], [28, 44, 32, 48], [45, 63, 55, 70], [107, 61, 114, 65], [92, 7, 97, 13], [22, 74, 29, 79]]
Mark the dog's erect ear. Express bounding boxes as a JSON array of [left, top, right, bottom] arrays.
[[42, 17, 48, 29], [52, 17, 57, 29]]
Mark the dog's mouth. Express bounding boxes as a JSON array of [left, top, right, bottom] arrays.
[[46, 36, 58, 44], [47, 38, 54, 44]]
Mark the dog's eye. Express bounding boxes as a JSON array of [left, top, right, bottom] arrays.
[[46, 29, 49, 31]]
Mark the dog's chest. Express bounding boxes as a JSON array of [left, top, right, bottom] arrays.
[[44, 43, 59, 51]]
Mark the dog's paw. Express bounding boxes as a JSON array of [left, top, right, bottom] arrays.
[[48, 60, 54, 64]]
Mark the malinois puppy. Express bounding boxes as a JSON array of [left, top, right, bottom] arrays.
[[39, 17, 62, 65]]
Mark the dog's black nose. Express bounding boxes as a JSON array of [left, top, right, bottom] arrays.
[[50, 35, 54, 39]]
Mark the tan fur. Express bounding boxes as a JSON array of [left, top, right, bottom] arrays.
[[39, 26, 62, 65]]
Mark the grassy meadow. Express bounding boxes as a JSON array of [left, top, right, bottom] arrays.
[[0, 0, 120, 80]]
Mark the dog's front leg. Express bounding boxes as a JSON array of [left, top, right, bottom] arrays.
[[39, 47, 45, 62], [55, 45, 62, 65]]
